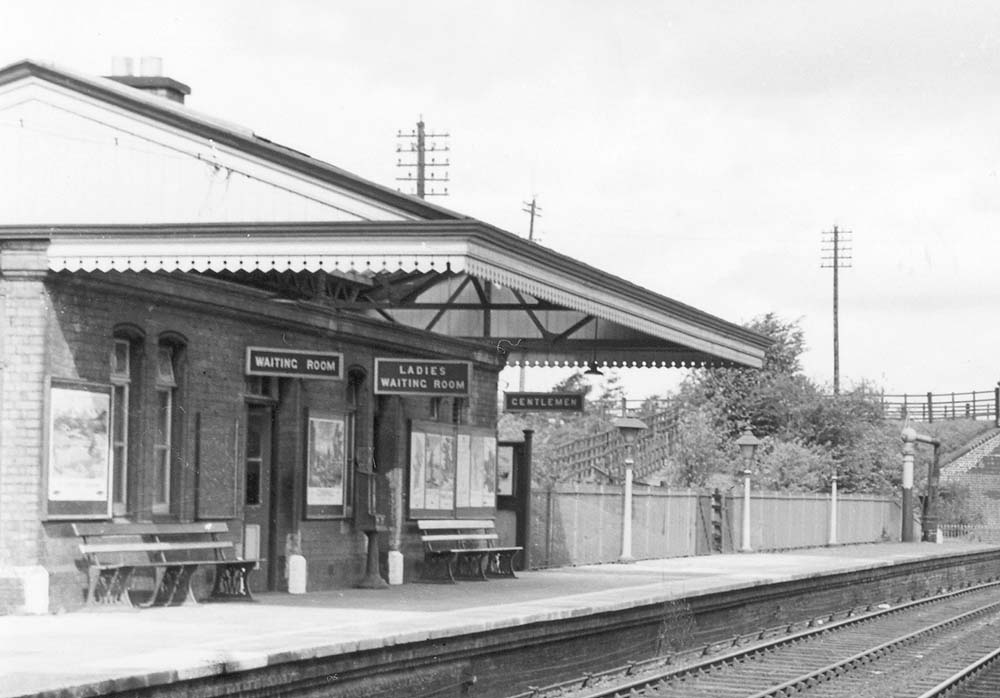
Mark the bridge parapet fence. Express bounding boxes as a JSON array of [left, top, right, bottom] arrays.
[[879, 387, 999, 425]]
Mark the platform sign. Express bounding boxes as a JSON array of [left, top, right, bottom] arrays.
[[375, 359, 471, 396], [504, 392, 586, 412], [245, 347, 343, 380]]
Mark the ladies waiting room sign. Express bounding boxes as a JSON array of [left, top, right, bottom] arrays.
[[374, 358, 471, 396]]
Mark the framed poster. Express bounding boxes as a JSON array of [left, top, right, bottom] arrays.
[[409, 431, 427, 510], [471, 432, 497, 508], [497, 445, 515, 496], [46, 380, 112, 519], [408, 420, 458, 517], [305, 413, 347, 518], [455, 433, 472, 508]]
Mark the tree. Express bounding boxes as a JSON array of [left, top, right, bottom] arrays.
[[672, 314, 899, 493]]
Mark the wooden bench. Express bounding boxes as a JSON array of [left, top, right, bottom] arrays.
[[73, 522, 261, 608], [417, 519, 522, 583]]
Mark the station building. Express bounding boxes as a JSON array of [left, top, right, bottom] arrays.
[[0, 59, 770, 613]]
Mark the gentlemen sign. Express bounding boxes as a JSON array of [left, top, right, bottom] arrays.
[[374, 358, 471, 396], [245, 347, 343, 380], [504, 392, 585, 412]]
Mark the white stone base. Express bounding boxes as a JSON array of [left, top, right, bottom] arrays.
[[387, 550, 404, 585], [2, 566, 49, 615]]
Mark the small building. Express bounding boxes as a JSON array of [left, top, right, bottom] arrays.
[[0, 59, 770, 613]]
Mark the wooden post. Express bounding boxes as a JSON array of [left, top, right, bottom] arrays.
[[926, 392, 933, 423], [517, 429, 534, 570]]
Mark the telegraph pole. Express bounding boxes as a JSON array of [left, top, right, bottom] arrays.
[[518, 196, 542, 391], [522, 196, 542, 241], [396, 118, 449, 198], [821, 225, 852, 394]]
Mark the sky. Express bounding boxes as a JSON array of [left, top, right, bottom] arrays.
[[3, 1, 1000, 400]]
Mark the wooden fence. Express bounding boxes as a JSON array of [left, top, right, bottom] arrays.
[[551, 406, 679, 483], [529, 483, 900, 569]]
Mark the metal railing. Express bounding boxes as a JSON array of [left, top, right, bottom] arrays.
[[879, 387, 999, 425]]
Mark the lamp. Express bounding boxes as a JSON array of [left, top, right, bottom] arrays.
[[612, 416, 648, 446], [735, 426, 759, 553], [736, 426, 760, 463], [613, 416, 648, 562], [584, 362, 604, 376]]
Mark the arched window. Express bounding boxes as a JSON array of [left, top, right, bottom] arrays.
[[153, 335, 185, 515]]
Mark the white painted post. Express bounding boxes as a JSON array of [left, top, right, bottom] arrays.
[[741, 469, 753, 552], [620, 457, 635, 562], [901, 428, 916, 542], [828, 475, 838, 546]]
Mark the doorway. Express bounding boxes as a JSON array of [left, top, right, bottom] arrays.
[[243, 405, 275, 592]]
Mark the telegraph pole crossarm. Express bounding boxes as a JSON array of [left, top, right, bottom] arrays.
[[521, 196, 543, 242], [396, 118, 450, 199]]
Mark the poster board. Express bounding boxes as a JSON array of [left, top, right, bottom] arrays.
[[45, 380, 113, 520], [305, 412, 348, 518], [409, 421, 496, 519]]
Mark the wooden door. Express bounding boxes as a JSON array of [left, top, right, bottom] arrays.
[[243, 405, 275, 592]]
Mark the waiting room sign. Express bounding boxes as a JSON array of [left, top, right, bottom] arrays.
[[374, 358, 471, 396], [245, 347, 343, 380]]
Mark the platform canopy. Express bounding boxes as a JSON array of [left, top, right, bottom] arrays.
[[0, 59, 769, 370], [23, 220, 771, 369]]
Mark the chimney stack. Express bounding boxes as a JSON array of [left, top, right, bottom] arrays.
[[106, 56, 191, 104]]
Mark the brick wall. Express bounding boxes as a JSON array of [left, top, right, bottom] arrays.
[[29, 271, 502, 606]]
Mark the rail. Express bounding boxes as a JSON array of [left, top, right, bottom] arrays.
[[516, 581, 1000, 698]]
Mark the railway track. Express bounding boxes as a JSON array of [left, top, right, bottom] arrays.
[[513, 580, 1000, 698]]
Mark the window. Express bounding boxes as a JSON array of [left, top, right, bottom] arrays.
[[110, 339, 132, 515], [244, 410, 264, 507], [244, 376, 279, 402], [152, 344, 177, 514], [451, 398, 466, 425]]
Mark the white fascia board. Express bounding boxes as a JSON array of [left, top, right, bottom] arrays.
[[47, 234, 470, 274]]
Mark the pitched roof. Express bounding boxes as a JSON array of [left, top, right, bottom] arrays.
[[0, 59, 464, 221]]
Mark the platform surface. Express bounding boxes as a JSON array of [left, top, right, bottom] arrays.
[[1, 541, 997, 698]]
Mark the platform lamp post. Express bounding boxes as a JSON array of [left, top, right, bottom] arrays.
[[736, 427, 760, 553], [613, 416, 648, 563]]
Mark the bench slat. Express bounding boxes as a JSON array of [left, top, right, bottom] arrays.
[[73, 522, 230, 537], [416, 519, 496, 530], [421, 533, 498, 542], [80, 541, 231, 554]]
